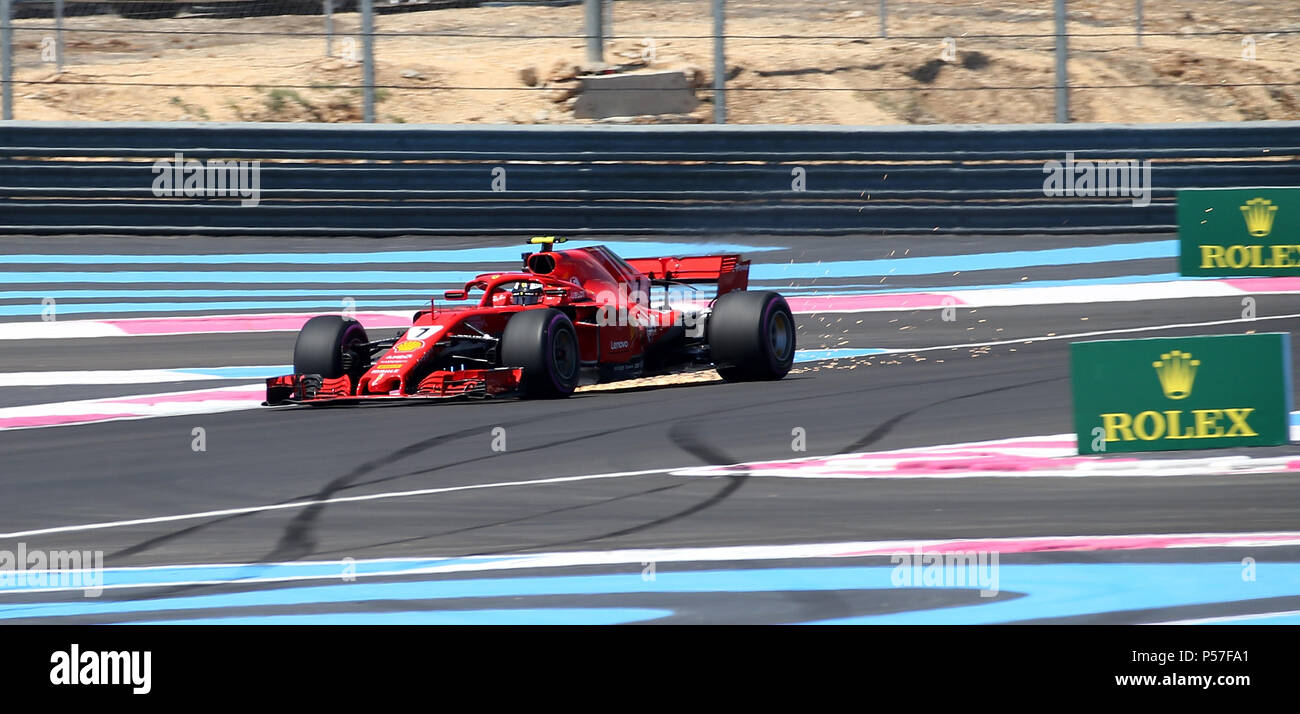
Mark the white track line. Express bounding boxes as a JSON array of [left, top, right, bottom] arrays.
[[1155, 609, 1300, 625], [0, 368, 284, 387], [869, 312, 1300, 356], [0, 321, 123, 339], [0, 384, 265, 432], [8, 532, 1300, 596], [0, 468, 676, 540], [948, 280, 1252, 307], [796, 280, 1260, 314]]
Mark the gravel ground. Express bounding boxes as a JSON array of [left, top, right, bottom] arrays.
[[4, 0, 1297, 124]]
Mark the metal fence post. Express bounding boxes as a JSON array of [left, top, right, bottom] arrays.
[[324, 0, 334, 58], [1054, 0, 1069, 123], [54, 0, 64, 73], [361, 0, 375, 123], [1135, 0, 1144, 48], [879, 0, 887, 39], [712, 0, 725, 124], [1, 0, 11, 120], [584, 0, 604, 66]]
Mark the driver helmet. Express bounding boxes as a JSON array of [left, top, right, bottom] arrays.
[[512, 282, 545, 306]]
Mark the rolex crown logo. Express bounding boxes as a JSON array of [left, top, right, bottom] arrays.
[[1240, 197, 1278, 238], [1152, 350, 1199, 400]]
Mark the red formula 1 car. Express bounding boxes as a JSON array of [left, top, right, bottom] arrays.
[[265, 237, 795, 406]]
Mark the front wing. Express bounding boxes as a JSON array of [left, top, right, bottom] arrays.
[[264, 368, 523, 406]]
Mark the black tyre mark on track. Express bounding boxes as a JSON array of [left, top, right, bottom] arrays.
[[107, 389, 702, 564], [836, 375, 1065, 454], [309, 482, 688, 557], [108, 360, 1060, 580], [452, 419, 757, 558]]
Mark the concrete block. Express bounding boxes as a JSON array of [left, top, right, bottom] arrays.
[[571, 71, 699, 119]]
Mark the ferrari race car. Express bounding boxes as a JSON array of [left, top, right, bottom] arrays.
[[264, 237, 795, 406]]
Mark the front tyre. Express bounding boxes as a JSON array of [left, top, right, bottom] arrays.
[[708, 291, 795, 381], [500, 308, 579, 398], [293, 315, 369, 380]]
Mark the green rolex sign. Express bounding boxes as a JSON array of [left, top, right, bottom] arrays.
[[1071, 333, 1292, 455], [1178, 188, 1300, 276]]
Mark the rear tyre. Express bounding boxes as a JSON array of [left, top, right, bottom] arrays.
[[293, 315, 369, 380], [499, 308, 579, 398], [708, 291, 795, 381]]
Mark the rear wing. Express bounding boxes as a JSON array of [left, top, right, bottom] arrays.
[[623, 254, 750, 297]]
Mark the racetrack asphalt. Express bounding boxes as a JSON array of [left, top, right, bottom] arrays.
[[2, 232, 1299, 624]]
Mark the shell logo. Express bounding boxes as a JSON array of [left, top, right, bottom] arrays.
[[394, 340, 424, 352]]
